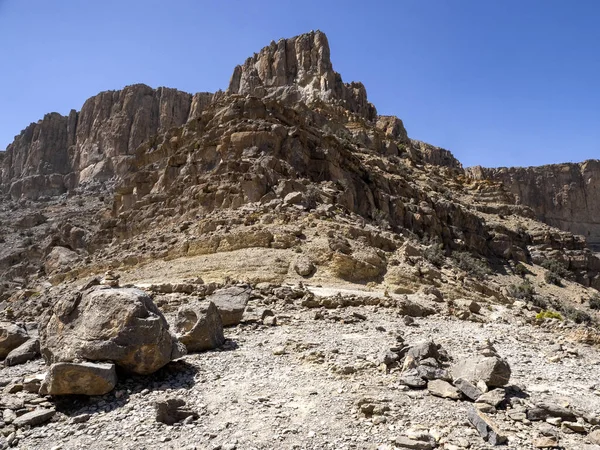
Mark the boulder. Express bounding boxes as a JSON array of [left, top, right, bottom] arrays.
[[39, 287, 186, 375], [0, 322, 29, 359], [40, 362, 117, 396], [452, 356, 511, 388], [207, 286, 251, 326], [175, 301, 225, 352], [294, 258, 316, 277], [44, 246, 80, 274], [4, 338, 39, 366]]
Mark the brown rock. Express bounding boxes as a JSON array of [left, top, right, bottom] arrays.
[[40, 362, 117, 396], [0, 322, 29, 359], [175, 301, 225, 352], [208, 286, 251, 326], [4, 338, 39, 366], [39, 287, 185, 375], [452, 356, 511, 388]]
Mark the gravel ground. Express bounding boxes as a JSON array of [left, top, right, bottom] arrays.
[[3, 286, 600, 450]]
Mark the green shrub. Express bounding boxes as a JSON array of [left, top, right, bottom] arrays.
[[513, 263, 531, 277], [589, 295, 600, 310], [561, 305, 592, 324], [424, 243, 445, 267], [540, 259, 569, 277], [452, 251, 491, 280], [544, 270, 562, 286], [536, 310, 563, 321], [507, 280, 535, 300]]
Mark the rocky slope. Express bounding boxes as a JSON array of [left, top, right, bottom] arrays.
[[1, 30, 600, 450], [468, 162, 600, 250]]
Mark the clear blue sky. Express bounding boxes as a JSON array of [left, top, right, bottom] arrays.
[[1, 0, 599, 168]]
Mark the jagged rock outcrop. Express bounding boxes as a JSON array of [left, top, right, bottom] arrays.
[[1, 85, 216, 200], [227, 30, 377, 122], [468, 161, 600, 249]]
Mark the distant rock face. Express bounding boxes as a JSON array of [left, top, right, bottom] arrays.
[[468, 161, 600, 248], [1, 85, 215, 200], [227, 30, 377, 121]]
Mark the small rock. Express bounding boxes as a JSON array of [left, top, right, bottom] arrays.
[[393, 435, 434, 450], [40, 362, 117, 396], [427, 379, 462, 400], [533, 436, 559, 448], [3, 339, 40, 366], [467, 407, 507, 445], [12, 408, 55, 428], [263, 316, 277, 326], [476, 388, 505, 407], [272, 347, 286, 356], [155, 397, 198, 425], [561, 421, 585, 433], [454, 378, 483, 401]]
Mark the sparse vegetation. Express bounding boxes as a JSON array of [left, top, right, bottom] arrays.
[[544, 270, 562, 286], [536, 310, 563, 321], [589, 295, 600, 310], [451, 251, 491, 280], [541, 259, 568, 286], [424, 243, 445, 268], [507, 279, 535, 300], [561, 305, 593, 324], [513, 262, 531, 277]]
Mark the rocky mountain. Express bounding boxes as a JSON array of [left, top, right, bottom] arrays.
[[1, 85, 216, 200], [468, 161, 600, 250], [1, 30, 600, 449]]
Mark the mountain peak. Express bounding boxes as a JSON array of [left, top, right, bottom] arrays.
[[227, 30, 377, 121]]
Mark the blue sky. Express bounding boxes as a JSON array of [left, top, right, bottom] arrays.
[[0, 0, 598, 168]]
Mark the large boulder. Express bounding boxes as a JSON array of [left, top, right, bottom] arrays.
[[207, 285, 251, 326], [175, 301, 225, 352], [4, 338, 40, 366], [39, 287, 186, 375], [44, 246, 80, 275], [452, 356, 511, 388], [40, 362, 117, 396], [0, 322, 29, 359]]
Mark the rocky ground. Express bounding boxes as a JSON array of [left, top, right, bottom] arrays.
[[2, 279, 600, 450]]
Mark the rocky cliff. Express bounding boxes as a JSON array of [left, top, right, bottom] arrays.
[[1, 85, 215, 199], [226, 30, 377, 122], [468, 161, 600, 249]]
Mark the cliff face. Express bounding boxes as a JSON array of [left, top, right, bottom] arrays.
[[467, 161, 600, 248], [227, 30, 377, 122], [1, 85, 215, 199]]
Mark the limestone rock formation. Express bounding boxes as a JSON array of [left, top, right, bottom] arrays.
[[227, 30, 377, 121], [39, 287, 185, 374], [468, 161, 600, 249], [1, 85, 216, 199]]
